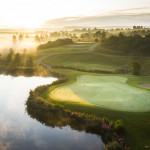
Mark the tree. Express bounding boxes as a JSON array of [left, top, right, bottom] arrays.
[[130, 61, 141, 75], [101, 31, 106, 39], [12, 35, 17, 43], [100, 34, 150, 55], [94, 31, 106, 39], [26, 56, 34, 67], [45, 34, 49, 38], [37, 38, 73, 50], [80, 33, 90, 39], [40, 34, 44, 40], [119, 32, 124, 38], [19, 34, 23, 42], [35, 35, 40, 42], [7, 49, 15, 62], [14, 53, 22, 65], [95, 31, 101, 37], [73, 33, 77, 38], [95, 38, 99, 42]]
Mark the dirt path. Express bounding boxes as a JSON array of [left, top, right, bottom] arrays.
[[88, 43, 98, 52], [37, 53, 55, 70]]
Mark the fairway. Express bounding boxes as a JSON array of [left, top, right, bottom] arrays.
[[50, 75, 150, 112], [43, 52, 129, 72], [37, 43, 94, 58], [42, 50, 150, 74]]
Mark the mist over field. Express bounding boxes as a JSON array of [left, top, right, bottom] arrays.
[[0, 37, 39, 54]]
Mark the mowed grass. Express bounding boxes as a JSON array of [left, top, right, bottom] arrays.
[[37, 43, 94, 58], [50, 75, 150, 112], [42, 52, 129, 71], [42, 51, 150, 74]]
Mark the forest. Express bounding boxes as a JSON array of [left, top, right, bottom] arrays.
[[99, 33, 150, 55]]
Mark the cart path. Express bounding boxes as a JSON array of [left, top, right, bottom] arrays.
[[37, 43, 98, 70]]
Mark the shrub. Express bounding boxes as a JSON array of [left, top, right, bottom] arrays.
[[37, 38, 73, 50], [114, 120, 125, 134], [130, 61, 141, 75], [105, 141, 122, 150]]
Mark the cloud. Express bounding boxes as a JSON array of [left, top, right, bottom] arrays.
[[43, 12, 150, 27], [108, 7, 150, 15]]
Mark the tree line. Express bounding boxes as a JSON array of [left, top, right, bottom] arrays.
[[100, 33, 150, 55], [37, 38, 73, 50], [4, 49, 35, 67]]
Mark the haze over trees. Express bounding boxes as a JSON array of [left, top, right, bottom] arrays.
[[94, 31, 106, 39], [19, 34, 23, 42], [35, 35, 41, 42], [5, 49, 35, 67], [12, 35, 17, 43]]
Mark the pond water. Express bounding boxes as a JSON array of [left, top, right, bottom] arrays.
[[0, 75, 105, 150]]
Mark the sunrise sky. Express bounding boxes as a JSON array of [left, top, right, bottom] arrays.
[[0, 0, 150, 28]]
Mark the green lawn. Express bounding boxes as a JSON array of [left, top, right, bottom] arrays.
[[42, 52, 129, 71], [37, 43, 94, 58], [50, 75, 150, 112], [42, 51, 150, 74]]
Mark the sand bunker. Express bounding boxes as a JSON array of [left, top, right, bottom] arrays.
[[50, 87, 91, 105], [138, 83, 150, 89]]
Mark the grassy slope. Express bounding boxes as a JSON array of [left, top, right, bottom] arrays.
[[95, 45, 150, 75], [42, 50, 150, 74], [37, 43, 94, 58], [37, 43, 150, 149], [43, 52, 129, 71]]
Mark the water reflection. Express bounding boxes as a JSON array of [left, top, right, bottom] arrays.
[[0, 75, 104, 150]]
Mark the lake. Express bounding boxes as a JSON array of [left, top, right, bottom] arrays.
[[0, 75, 105, 150]]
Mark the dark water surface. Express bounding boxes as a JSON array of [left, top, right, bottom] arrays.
[[0, 75, 104, 150]]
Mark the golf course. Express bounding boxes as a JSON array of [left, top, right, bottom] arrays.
[[50, 75, 150, 112], [37, 42, 150, 150], [2, 0, 150, 149]]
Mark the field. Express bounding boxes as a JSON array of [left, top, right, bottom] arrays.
[[42, 48, 150, 74], [38, 43, 150, 150], [37, 43, 94, 58]]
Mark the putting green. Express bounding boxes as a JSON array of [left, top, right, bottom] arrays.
[[50, 75, 150, 112]]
